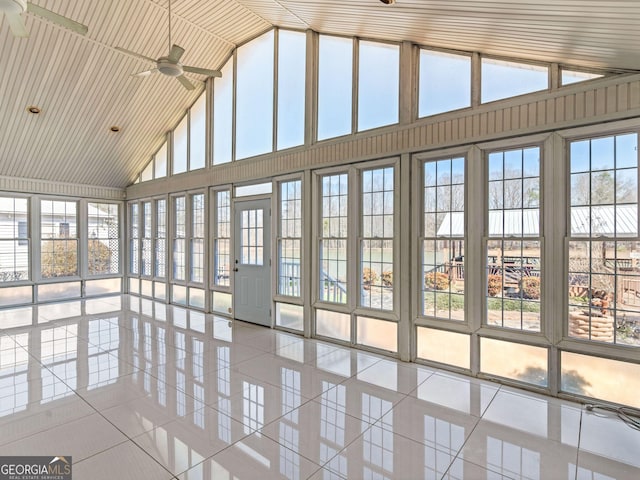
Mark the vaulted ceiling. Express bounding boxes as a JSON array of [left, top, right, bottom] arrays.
[[1, 0, 639, 189]]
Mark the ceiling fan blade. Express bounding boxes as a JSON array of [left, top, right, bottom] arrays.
[[6, 12, 29, 38], [183, 65, 222, 78], [115, 47, 156, 64], [168, 44, 185, 63], [176, 75, 195, 91], [27, 3, 88, 35], [132, 68, 157, 78]]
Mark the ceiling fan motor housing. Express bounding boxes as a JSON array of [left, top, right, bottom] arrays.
[[157, 58, 183, 77], [0, 0, 27, 14]]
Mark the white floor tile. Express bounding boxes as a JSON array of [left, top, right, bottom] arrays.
[[73, 440, 174, 480], [0, 413, 128, 462], [0, 294, 638, 480]]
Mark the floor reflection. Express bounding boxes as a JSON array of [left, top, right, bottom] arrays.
[[0, 295, 638, 479]]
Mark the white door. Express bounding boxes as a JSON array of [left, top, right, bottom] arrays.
[[233, 198, 271, 326]]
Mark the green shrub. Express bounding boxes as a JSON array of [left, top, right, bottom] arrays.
[[520, 276, 540, 299], [424, 272, 450, 290], [487, 274, 503, 297]]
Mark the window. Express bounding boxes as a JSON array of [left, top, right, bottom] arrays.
[[172, 115, 188, 175], [318, 36, 353, 141], [278, 180, 302, 297], [190, 93, 207, 170], [87, 203, 119, 276], [190, 194, 205, 283], [361, 167, 394, 310], [155, 199, 166, 278], [141, 201, 152, 276], [0, 197, 29, 282], [155, 142, 167, 179], [41, 200, 78, 278], [277, 30, 306, 150], [419, 50, 471, 117], [568, 133, 639, 347], [173, 196, 186, 281], [422, 157, 465, 321], [357, 41, 399, 131], [236, 30, 274, 160], [213, 59, 233, 165], [486, 147, 541, 331], [214, 191, 231, 287], [141, 162, 153, 182], [482, 58, 548, 103], [320, 174, 348, 303], [129, 203, 139, 275], [561, 69, 603, 86]]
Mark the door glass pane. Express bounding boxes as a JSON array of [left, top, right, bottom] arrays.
[[240, 209, 264, 265]]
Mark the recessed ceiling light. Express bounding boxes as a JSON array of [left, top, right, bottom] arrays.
[[110, 126, 121, 132], [26, 106, 41, 114], [379, 0, 396, 4]]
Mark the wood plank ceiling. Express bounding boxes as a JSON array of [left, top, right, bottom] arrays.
[[0, 0, 639, 189]]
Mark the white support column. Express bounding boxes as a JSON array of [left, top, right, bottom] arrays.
[[303, 169, 313, 338], [304, 30, 318, 147], [30, 196, 41, 288], [399, 41, 417, 125], [545, 132, 567, 395], [79, 199, 88, 294], [471, 52, 481, 108], [398, 153, 412, 362], [466, 145, 484, 375]]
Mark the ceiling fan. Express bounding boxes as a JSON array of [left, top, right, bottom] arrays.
[[1, 0, 88, 37], [115, 0, 221, 91]]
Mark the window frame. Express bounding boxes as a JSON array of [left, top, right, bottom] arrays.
[[274, 173, 305, 305], [417, 46, 473, 118], [482, 142, 545, 335], [312, 158, 400, 353], [563, 129, 640, 352], [210, 186, 233, 292], [416, 152, 468, 325], [39, 198, 80, 282], [0, 195, 31, 285], [86, 201, 121, 278]]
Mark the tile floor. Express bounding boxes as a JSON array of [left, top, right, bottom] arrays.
[[0, 295, 639, 479]]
